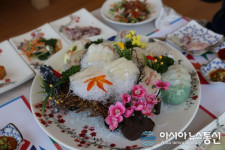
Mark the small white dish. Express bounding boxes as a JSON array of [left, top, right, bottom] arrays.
[[0, 40, 34, 94], [167, 20, 224, 55], [50, 8, 117, 44], [0, 123, 23, 150], [101, 0, 162, 26], [9, 24, 68, 72], [200, 58, 225, 84]]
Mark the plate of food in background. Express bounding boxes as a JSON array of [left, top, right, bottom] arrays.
[[9, 24, 68, 72], [101, 0, 162, 26], [0, 40, 34, 94], [166, 20, 224, 55], [50, 8, 117, 44]]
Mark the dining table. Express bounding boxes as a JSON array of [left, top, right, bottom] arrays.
[[1, 3, 225, 150]]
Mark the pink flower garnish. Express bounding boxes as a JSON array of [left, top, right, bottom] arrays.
[[31, 32, 36, 37], [153, 80, 170, 90], [108, 102, 125, 117], [145, 94, 158, 105], [132, 84, 147, 99], [132, 99, 146, 111], [124, 107, 134, 118], [105, 115, 123, 130], [141, 104, 154, 117], [121, 93, 131, 105]]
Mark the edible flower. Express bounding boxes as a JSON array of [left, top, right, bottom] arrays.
[[84, 75, 113, 93], [145, 94, 158, 105], [114, 42, 125, 50], [131, 84, 147, 99], [124, 107, 134, 118], [141, 104, 154, 117], [106, 102, 125, 130], [105, 115, 123, 130], [153, 79, 170, 90], [132, 35, 146, 48], [159, 56, 162, 59], [146, 55, 156, 61], [108, 102, 126, 117], [125, 30, 135, 39], [121, 93, 131, 105], [132, 99, 146, 111]]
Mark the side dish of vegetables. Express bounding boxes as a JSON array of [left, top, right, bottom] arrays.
[[109, 0, 150, 23], [18, 38, 62, 61]]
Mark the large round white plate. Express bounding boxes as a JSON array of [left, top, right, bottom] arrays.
[[30, 40, 201, 150], [101, 0, 162, 26]]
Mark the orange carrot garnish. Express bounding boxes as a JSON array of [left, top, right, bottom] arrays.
[[84, 75, 113, 93]]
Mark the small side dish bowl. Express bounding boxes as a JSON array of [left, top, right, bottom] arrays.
[[0, 123, 23, 150], [101, 0, 162, 26], [200, 58, 225, 84], [167, 20, 224, 55]]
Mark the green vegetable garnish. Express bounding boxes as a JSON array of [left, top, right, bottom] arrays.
[[143, 54, 174, 74], [40, 65, 81, 115], [61, 65, 81, 81], [85, 38, 103, 49]]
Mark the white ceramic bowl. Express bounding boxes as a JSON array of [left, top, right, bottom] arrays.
[[101, 0, 162, 26]]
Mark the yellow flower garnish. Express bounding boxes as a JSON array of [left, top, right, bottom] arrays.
[[49, 96, 52, 100], [132, 35, 141, 45], [125, 30, 136, 39], [49, 84, 53, 88], [160, 62, 164, 65], [159, 56, 162, 59], [130, 30, 135, 35], [114, 42, 125, 50], [56, 101, 59, 104], [154, 59, 157, 63], [132, 35, 146, 48]]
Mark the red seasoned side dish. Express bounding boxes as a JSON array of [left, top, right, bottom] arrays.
[[109, 0, 150, 23], [0, 136, 17, 150], [209, 68, 225, 82]]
